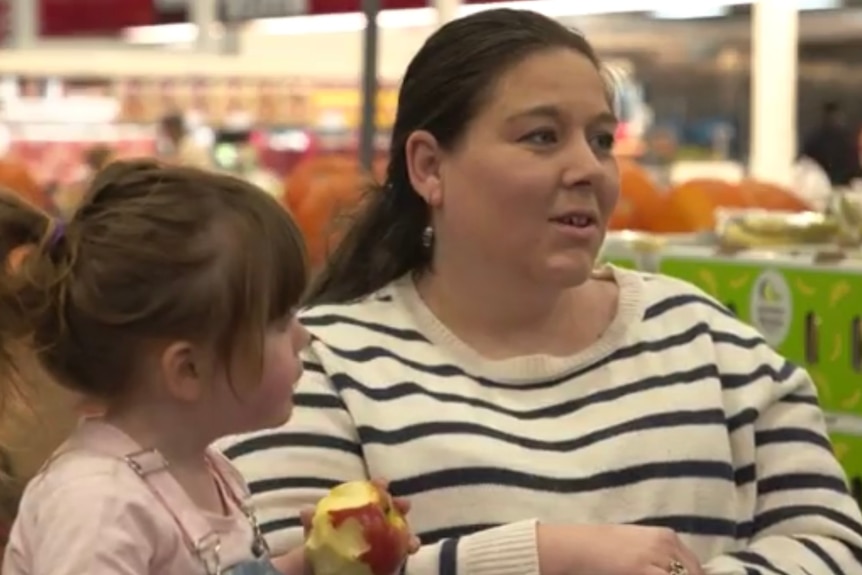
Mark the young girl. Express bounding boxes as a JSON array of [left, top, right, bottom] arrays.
[[0, 160, 407, 575]]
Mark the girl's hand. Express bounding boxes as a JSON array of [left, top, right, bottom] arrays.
[[274, 478, 420, 575]]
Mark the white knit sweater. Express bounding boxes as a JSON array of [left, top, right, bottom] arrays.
[[220, 266, 862, 575]]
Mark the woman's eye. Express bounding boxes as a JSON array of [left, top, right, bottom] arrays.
[[520, 129, 558, 146]]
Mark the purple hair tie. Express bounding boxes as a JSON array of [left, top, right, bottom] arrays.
[[49, 221, 65, 248]]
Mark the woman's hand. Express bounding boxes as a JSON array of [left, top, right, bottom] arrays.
[[273, 478, 420, 575], [538, 524, 705, 575]]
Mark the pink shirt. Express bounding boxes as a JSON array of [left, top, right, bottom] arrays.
[[2, 420, 257, 575]]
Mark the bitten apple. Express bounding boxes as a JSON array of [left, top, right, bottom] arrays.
[[305, 480, 411, 575]]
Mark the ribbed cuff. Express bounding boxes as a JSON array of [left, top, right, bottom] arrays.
[[459, 519, 540, 575]]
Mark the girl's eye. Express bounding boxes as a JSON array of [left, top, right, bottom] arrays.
[[590, 132, 616, 153]]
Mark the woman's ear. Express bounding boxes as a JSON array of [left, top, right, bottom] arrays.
[[404, 130, 444, 208]]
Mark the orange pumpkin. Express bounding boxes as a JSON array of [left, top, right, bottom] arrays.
[[660, 178, 749, 233], [284, 154, 387, 269], [0, 159, 48, 211], [738, 179, 811, 212], [611, 160, 664, 231]]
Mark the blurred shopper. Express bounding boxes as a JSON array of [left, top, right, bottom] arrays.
[[158, 112, 212, 169], [802, 101, 860, 187], [53, 145, 115, 219], [83, 144, 114, 174]]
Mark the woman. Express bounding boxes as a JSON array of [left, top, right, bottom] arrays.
[[221, 9, 862, 575]]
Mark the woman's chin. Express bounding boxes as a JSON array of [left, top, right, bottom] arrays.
[[544, 251, 597, 287], [546, 254, 596, 288]]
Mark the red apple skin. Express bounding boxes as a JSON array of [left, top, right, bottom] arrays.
[[306, 481, 411, 575], [328, 503, 409, 575]]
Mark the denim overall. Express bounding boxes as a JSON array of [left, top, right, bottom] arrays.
[[50, 420, 285, 575]]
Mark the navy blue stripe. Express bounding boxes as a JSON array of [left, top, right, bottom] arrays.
[[438, 538, 459, 575], [247, 476, 340, 495], [796, 537, 844, 574], [261, 516, 301, 535], [418, 524, 499, 543], [356, 409, 725, 451], [293, 392, 344, 409], [756, 428, 833, 452], [727, 408, 759, 433], [330, 364, 719, 420], [758, 473, 851, 497], [721, 361, 797, 390], [301, 360, 325, 375], [735, 464, 756, 487], [390, 460, 734, 497], [222, 432, 362, 460], [783, 394, 819, 406], [712, 331, 767, 348], [319, 322, 727, 390], [302, 313, 429, 342], [643, 293, 734, 320], [322, 325, 766, 393], [755, 505, 862, 536]]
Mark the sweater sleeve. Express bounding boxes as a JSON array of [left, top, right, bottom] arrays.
[[220, 345, 541, 575], [704, 343, 862, 575]]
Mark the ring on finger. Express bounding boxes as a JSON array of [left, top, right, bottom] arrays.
[[668, 559, 689, 575]]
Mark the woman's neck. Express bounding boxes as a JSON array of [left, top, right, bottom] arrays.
[[414, 264, 614, 359]]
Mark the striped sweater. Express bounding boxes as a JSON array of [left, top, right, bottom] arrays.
[[220, 266, 862, 575]]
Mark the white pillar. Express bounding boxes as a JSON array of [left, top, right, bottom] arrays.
[[190, 0, 219, 53], [435, 0, 460, 26], [749, 0, 798, 187], [8, 0, 39, 49]]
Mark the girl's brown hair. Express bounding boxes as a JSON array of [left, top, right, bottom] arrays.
[[0, 159, 308, 400]]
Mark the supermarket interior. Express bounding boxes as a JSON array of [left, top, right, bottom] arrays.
[[3, 0, 862, 567]]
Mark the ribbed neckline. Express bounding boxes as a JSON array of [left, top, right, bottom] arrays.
[[392, 264, 645, 384]]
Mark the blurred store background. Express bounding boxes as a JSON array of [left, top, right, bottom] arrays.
[[0, 1, 857, 199]]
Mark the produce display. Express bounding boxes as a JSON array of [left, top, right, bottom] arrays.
[[3, 124, 156, 187], [602, 188, 862, 504], [305, 480, 411, 575], [0, 158, 51, 210], [613, 161, 811, 234]]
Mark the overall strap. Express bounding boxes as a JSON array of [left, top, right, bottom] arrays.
[[58, 418, 224, 574]]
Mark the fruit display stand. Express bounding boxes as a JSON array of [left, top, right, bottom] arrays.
[[602, 231, 862, 503]]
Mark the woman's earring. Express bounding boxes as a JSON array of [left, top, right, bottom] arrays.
[[421, 225, 434, 248]]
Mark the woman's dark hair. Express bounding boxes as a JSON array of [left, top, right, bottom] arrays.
[[0, 160, 307, 400], [306, 9, 602, 305]]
